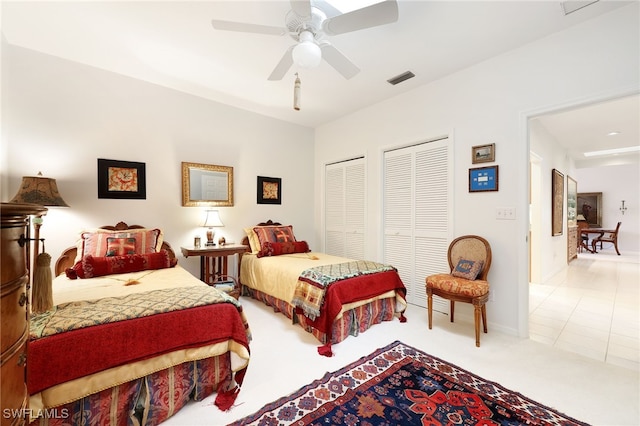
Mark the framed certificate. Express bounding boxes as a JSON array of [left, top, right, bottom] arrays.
[[469, 166, 499, 192]]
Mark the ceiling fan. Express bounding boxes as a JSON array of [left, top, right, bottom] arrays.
[[211, 0, 399, 81]]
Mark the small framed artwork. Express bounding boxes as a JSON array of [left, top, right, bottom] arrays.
[[469, 166, 499, 192], [97, 159, 146, 199], [472, 143, 495, 164], [257, 176, 281, 204], [551, 168, 564, 236], [567, 175, 577, 227]]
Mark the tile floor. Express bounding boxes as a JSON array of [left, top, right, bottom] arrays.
[[529, 247, 640, 371]]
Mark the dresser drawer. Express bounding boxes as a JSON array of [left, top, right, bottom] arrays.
[[0, 277, 28, 354], [0, 224, 28, 286], [0, 339, 28, 426]]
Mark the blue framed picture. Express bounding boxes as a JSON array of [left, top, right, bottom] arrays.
[[469, 166, 499, 192]]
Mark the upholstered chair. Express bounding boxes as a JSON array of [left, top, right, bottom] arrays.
[[425, 235, 492, 347]]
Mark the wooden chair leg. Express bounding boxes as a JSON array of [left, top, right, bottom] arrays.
[[481, 304, 487, 333], [474, 305, 481, 347], [614, 240, 621, 255], [427, 292, 433, 329], [450, 301, 455, 323]]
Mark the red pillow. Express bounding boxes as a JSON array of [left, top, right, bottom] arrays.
[[257, 241, 310, 258], [66, 250, 177, 279]]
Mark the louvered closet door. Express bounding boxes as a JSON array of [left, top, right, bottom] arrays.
[[383, 139, 451, 309], [325, 158, 365, 259]]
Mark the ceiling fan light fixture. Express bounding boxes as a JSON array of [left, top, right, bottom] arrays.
[[292, 31, 322, 68]]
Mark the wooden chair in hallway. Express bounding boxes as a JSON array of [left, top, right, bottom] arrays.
[[425, 235, 492, 347], [594, 221, 622, 255]]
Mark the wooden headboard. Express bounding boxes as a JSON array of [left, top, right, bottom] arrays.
[[54, 222, 176, 276], [240, 220, 282, 246]]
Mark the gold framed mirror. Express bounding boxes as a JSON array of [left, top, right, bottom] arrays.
[[181, 162, 233, 207]]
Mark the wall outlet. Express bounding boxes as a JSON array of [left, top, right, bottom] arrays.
[[496, 207, 516, 220]]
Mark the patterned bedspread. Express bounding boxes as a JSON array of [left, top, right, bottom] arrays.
[[31, 285, 238, 339], [292, 260, 396, 320]]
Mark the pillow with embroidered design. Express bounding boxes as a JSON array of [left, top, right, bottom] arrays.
[[451, 258, 484, 280], [65, 250, 177, 279], [257, 241, 310, 258], [252, 225, 296, 247], [106, 237, 136, 256], [74, 228, 163, 262]]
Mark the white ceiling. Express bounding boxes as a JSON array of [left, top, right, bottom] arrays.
[[2, 0, 638, 167]]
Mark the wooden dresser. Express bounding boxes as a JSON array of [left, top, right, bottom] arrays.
[[567, 225, 578, 262], [1, 203, 46, 426]]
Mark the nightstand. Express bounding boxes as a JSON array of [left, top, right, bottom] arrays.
[[180, 244, 249, 297]]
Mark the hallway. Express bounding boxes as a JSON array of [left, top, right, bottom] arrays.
[[529, 248, 640, 371]]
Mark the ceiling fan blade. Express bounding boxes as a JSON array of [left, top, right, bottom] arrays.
[[211, 19, 285, 36], [311, 0, 342, 19], [290, 0, 312, 19], [268, 46, 295, 81], [320, 43, 360, 79], [322, 0, 399, 36]]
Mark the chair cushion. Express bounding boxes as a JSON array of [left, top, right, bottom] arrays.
[[426, 273, 489, 297]]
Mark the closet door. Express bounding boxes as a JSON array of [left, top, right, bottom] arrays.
[[325, 158, 365, 259], [383, 138, 451, 308]]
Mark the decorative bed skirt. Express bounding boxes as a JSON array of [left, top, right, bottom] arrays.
[[29, 354, 231, 426], [242, 286, 396, 344]]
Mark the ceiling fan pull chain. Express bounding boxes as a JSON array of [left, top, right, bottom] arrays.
[[294, 73, 301, 111]]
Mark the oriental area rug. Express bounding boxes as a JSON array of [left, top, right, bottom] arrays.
[[229, 340, 589, 426]]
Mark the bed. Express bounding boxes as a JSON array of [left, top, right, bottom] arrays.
[[240, 221, 406, 356], [28, 222, 251, 426]]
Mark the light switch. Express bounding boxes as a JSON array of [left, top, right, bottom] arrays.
[[496, 207, 516, 220]]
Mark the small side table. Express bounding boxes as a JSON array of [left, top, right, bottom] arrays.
[[180, 244, 249, 289]]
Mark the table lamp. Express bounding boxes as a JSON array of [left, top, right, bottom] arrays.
[[202, 210, 224, 247]]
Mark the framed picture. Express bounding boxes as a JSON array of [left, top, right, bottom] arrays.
[[567, 176, 577, 227], [472, 143, 495, 164], [257, 176, 281, 204], [551, 168, 564, 236], [97, 159, 146, 199], [577, 192, 602, 228], [469, 166, 499, 192]]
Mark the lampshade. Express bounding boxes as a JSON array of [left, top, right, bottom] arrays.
[[577, 214, 586, 221], [202, 210, 224, 228], [10, 172, 69, 207], [292, 31, 321, 68]]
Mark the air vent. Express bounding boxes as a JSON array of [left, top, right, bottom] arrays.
[[561, 0, 599, 15], [387, 71, 415, 86]]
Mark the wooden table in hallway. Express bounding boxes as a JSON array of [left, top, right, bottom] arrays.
[[580, 228, 604, 253]]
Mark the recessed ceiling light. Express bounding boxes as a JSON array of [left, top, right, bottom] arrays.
[[607, 131, 621, 136], [583, 146, 640, 157]]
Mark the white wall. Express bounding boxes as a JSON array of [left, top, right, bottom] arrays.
[[530, 120, 575, 282], [2, 4, 638, 339], [573, 163, 640, 253], [314, 4, 639, 337], [1, 44, 316, 279]]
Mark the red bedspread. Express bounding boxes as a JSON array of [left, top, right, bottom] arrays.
[[28, 302, 250, 394], [295, 269, 406, 338]]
